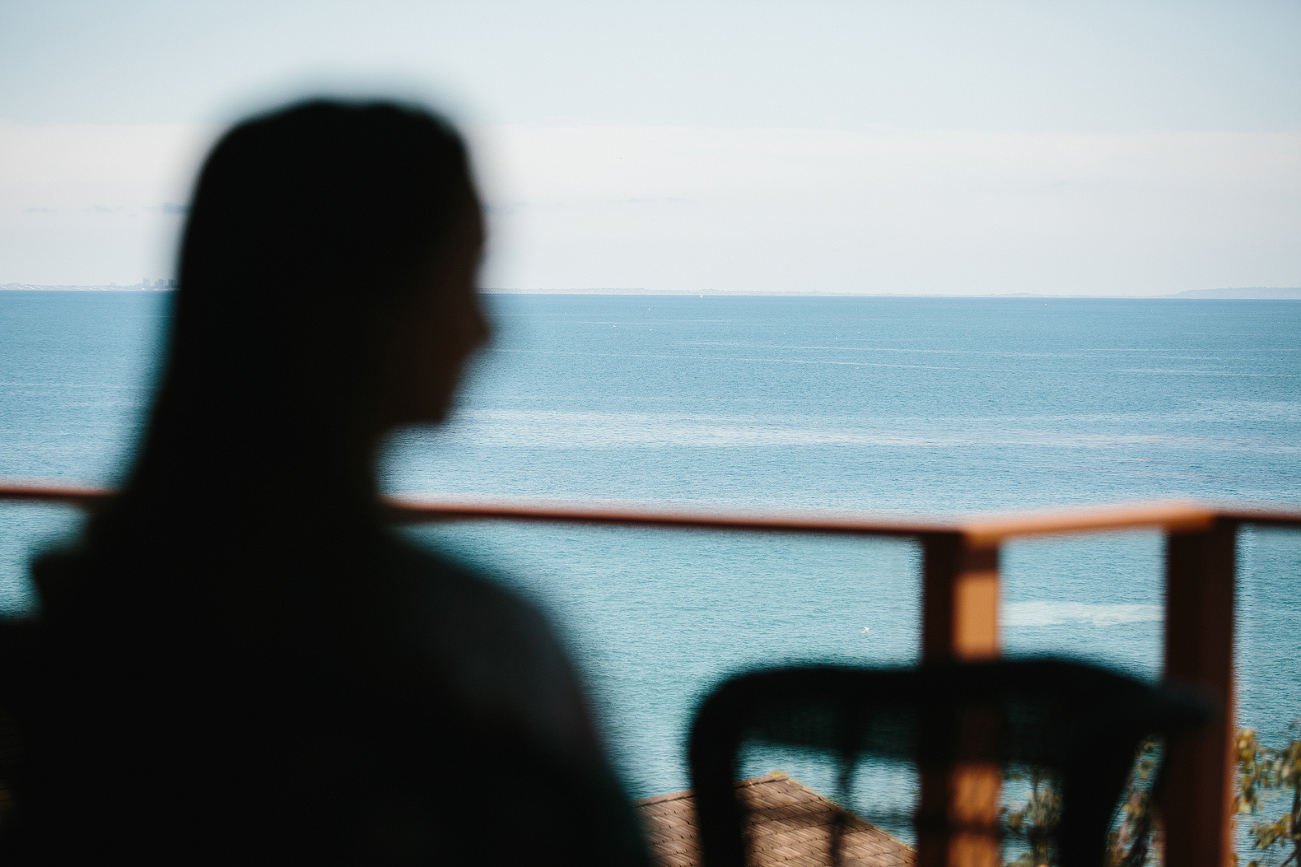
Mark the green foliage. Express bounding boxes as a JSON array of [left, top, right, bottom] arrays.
[[999, 740, 1162, 867], [1236, 722, 1301, 867], [1003, 768, 1062, 867], [992, 722, 1301, 867], [1107, 739, 1162, 867]]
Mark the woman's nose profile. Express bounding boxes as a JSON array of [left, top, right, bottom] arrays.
[[381, 205, 492, 429]]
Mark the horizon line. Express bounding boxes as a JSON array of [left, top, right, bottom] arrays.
[[2, 283, 1300, 300]]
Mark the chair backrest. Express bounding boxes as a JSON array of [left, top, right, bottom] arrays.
[[689, 659, 1208, 867]]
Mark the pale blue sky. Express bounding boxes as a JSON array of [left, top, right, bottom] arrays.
[[2, 1, 1299, 292]]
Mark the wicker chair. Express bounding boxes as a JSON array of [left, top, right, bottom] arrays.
[[689, 659, 1208, 867]]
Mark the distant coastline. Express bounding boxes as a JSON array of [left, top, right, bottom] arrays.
[[4, 283, 1300, 299], [478, 287, 1301, 299], [1162, 287, 1301, 300], [0, 283, 174, 292]]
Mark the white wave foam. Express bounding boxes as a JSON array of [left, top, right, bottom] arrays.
[[1004, 600, 1162, 628]]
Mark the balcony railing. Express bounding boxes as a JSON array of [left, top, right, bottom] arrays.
[[3, 478, 1300, 867]]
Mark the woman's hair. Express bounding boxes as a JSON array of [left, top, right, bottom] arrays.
[[177, 99, 475, 343], [25, 99, 482, 604], [131, 99, 479, 496]]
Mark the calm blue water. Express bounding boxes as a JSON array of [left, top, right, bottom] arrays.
[[2, 291, 1299, 811]]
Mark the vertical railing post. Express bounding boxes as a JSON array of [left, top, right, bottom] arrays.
[[1162, 519, 1237, 867], [919, 532, 1002, 867], [922, 533, 1000, 662]]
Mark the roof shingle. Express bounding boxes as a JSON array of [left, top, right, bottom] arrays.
[[634, 774, 914, 867]]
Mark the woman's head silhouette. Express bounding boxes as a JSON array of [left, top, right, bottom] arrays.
[[138, 99, 489, 501]]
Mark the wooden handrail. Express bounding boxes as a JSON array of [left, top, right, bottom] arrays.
[[960, 500, 1218, 546], [4, 479, 1298, 536], [0, 480, 112, 506], [385, 495, 955, 536]]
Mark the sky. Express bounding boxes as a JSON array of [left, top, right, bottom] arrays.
[[1, 0, 1299, 295]]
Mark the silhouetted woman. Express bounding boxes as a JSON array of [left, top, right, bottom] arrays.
[[0, 100, 650, 865]]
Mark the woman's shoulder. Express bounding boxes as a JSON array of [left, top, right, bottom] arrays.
[[383, 535, 559, 659], [382, 535, 601, 757]]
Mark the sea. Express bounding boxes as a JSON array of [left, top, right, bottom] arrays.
[[2, 290, 1299, 838]]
